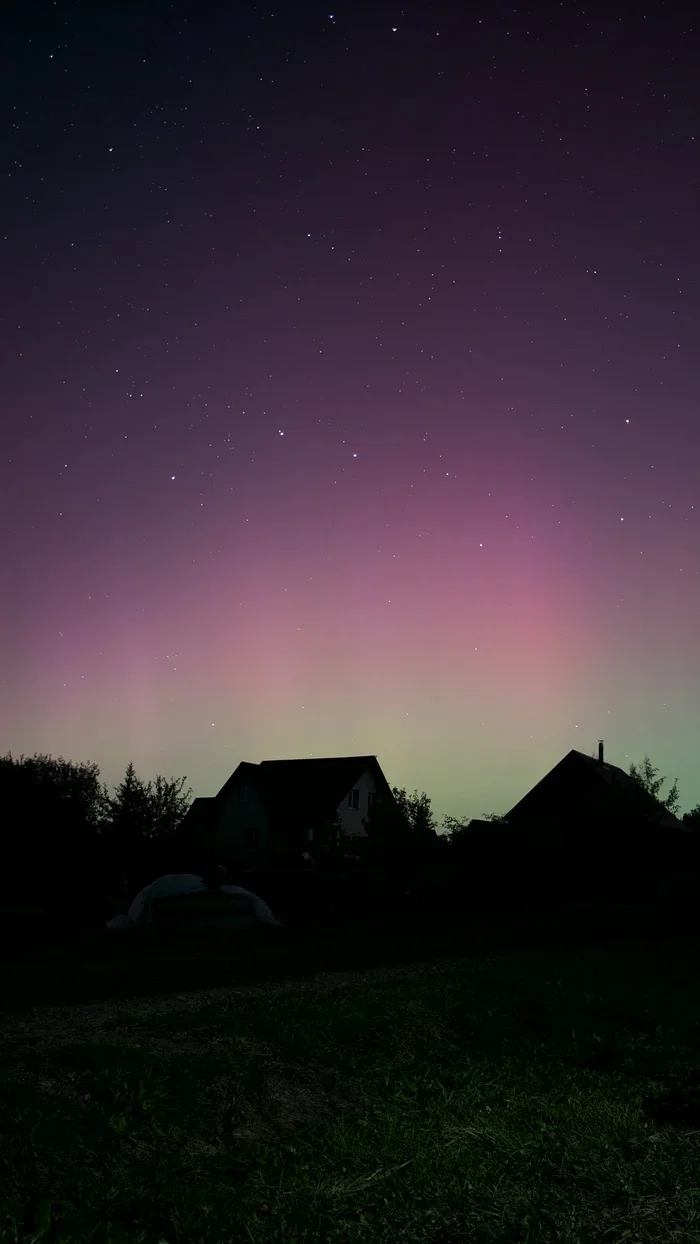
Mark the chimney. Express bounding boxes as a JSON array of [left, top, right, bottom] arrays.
[[598, 739, 604, 764]]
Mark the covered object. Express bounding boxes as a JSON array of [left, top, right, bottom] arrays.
[[106, 873, 283, 931]]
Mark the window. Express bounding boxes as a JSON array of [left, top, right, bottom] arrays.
[[348, 789, 359, 811], [235, 786, 250, 803], [245, 827, 259, 852], [368, 791, 377, 813]]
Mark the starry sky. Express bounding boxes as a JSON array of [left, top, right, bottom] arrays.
[[2, 1, 699, 822]]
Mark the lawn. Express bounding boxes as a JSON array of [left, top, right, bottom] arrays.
[[1, 936, 700, 1243]]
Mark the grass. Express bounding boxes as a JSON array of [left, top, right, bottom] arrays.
[[0, 917, 515, 1013], [2, 935, 700, 1242], [3, 895, 693, 1014]]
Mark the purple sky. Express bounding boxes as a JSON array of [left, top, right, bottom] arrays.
[[2, 1, 699, 821]]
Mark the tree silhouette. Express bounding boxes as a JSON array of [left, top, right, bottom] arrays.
[[0, 752, 194, 913], [107, 763, 191, 841], [628, 755, 680, 816], [362, 786, 441, 881], [392, 787, 437, 836], [0, 752, 108, 901], [105, 763, 192, 902]]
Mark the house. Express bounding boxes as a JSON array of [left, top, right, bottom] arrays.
[[179, 754, 396, 870], [503, 740, 693, 897]]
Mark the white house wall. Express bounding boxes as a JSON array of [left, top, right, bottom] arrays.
[[336, 768, 378, 837]]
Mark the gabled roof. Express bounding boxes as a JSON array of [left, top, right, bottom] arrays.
[[178, 795, 215, 829], [507, 748, 689, 832], [572, 750, 688, 830], [216, 754, 394, 827], [188, 795, 216, 814]]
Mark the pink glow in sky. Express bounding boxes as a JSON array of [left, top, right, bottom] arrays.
[[2, 2, 699, 821]]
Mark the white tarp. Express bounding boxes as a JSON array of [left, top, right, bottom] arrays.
[[106, 873, 282, 930]]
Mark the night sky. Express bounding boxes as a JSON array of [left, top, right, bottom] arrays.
[[2, 1, 699, 822]]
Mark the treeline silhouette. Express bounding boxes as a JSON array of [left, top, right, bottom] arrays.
[[1, 751, 698, 929], [0, 754, 194, 918]]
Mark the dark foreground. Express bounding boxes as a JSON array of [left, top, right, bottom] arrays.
[[1, 902, 700, 1242], [2, 895, 698, 1015]]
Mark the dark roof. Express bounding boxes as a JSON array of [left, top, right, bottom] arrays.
[[216, 754, 394, 827], [507, 748, 689, 832], [572, 750, 688, 829], [179, 795, 215, 827]]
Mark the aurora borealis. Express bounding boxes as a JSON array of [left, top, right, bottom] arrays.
[[2, 2, 699, 821]]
